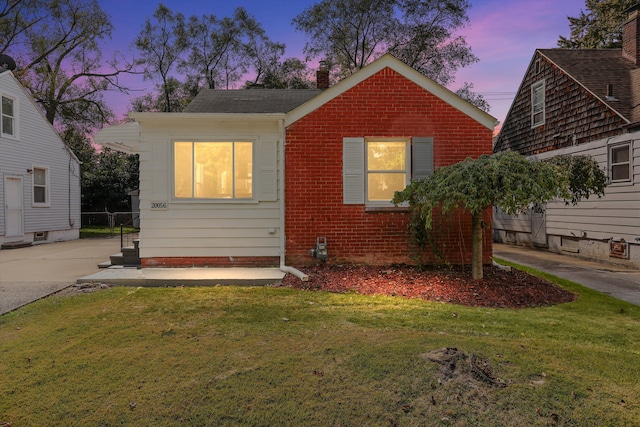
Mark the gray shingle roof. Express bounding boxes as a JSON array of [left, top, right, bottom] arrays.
[[538, 49, 638, 121], [183, 89, 324, 114]]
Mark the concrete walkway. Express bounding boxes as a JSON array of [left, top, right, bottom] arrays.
[[3, 239, 640, 316], [0, 237, 285, 315], [77, 266, 285, 287], [0, 237, 121, 314], [494, 243, 640, 306]]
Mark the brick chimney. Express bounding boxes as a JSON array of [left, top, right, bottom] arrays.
[[316, 60, 329, 89], [623, 4, 640, 64]]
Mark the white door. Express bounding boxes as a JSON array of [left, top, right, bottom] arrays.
[[4, 176, 24, 237]]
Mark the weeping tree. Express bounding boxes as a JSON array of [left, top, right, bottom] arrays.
[[393, 151, 607, 280]]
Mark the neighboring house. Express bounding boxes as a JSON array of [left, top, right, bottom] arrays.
[[0, 69, 81, 249], [96, 54, 496, 270], [493, 5, 640, 267]]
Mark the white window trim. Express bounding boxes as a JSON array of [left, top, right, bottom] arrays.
[[365, 138, 410, 206], [32, 166, 50, 207], [1, 93, 18, 139], [531, 80, 545, 128], [172, 140, 256, 202], [609, 142, 632, 183]]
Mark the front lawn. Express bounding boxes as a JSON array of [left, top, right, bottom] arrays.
[[1, 263, 638, 426]]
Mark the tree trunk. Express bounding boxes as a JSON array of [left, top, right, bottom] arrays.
[[471, 212, 483, 280]]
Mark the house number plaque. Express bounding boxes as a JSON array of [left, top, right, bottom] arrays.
[[151, 201, 168, 210]]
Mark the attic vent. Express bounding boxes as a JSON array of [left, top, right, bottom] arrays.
[[534, 59, 541, 74], [606, 84, 619, 101]]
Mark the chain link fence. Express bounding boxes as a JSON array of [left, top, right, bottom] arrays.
[[81, 211, 140, 233]]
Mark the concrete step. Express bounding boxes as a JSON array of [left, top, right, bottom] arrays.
[[109, 252, 141, 267], [1, 241, 32, 249], [122, 246, 138, 257]]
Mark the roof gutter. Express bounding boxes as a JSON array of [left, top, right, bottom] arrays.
[[277, 118, 309, 281], [129, 112, 287, 123]]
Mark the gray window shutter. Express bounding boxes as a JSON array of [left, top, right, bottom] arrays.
[[259, 140, 278, 201], [343, 137, 365, 204], [412, 137, 434, 180]]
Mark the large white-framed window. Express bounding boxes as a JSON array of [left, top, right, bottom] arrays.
[[1, 94, 16, 137], [609, 142, 631, 183], [174, 141, 253, 199], [343, 136, 434, 205], [531, 80, 545, 128], [32, 167, 49, 206], [366, 140, 409, 203]]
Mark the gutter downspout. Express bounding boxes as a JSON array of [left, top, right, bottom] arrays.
[[278, 118, 309, 281]]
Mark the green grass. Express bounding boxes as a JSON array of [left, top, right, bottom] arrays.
[[1, 262, 639, 426], [79, 225, 138, 239]]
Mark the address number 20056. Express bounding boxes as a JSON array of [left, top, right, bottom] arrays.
[[151, 202, 168, 210]]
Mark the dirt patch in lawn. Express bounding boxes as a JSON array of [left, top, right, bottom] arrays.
[[281, 264, 576, 309]]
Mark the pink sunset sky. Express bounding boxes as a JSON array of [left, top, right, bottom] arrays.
[[98, 0, 588, 130]]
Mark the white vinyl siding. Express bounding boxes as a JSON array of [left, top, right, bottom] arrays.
[[495, 135, 640, 244], [0, 71, 81, 244], [343, 136, 434, 205], [133, 118, 282, 260], [531, 80, 545, 128], [493, 207, 532, 233]]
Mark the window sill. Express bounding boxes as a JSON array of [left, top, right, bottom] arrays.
[[1, 133, 19, 141], [608, 180, 633, 187], [365, 206, 409, 213], [170, 198, 260, 205]]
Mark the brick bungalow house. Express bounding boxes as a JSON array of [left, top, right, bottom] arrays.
[[96, 54, 496, 272], [493, 4, 640, 267]]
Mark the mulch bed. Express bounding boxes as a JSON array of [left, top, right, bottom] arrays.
[[281, 264, 576, 308]]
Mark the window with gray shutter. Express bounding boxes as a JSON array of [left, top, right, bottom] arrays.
[[343, 136, 435, 204]]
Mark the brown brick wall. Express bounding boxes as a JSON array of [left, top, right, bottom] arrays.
[[285, 67, 494, 266]]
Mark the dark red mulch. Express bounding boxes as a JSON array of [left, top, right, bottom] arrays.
[[281, 264, 576, 309]]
